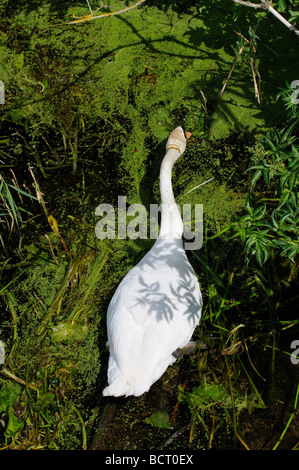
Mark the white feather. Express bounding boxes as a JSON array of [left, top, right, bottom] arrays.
[[103, 127, 202, 397]]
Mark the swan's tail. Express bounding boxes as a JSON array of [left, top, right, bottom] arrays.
[[102, 354, 148, 397], [102, 351, 177, 397], [102, 377, 148, 397]]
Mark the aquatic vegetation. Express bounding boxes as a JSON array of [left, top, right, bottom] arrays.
[[144, 410, 172, 430], [0, 171, 38, 250], [177, 372, 264, 449], [0, 0, 298, 451], [0, 227, 110, 448], [232, 104, 298, 266]]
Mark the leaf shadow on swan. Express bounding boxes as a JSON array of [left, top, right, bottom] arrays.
[[103, 127, 202, 397], [131, 239, 202, 325]]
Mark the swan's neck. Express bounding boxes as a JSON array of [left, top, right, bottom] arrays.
[[159, 148, 183, 239]]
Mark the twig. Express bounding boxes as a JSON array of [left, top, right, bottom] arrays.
[[163, 424, 191, 448], [86, 0, 93, 14], [236, 432, 251, 450], [233, 0, 299, 36], [10, 169, 23, 203], [233, 0, 267, 8], [1, 367, 39, 391], [68, 0, 146, 24], [45, 233, 59, 265], [180, 177, 215, 199], [28, 165, 48, 217], [219, 45, 244, 97], [48, 215, 72, 260], [268, 4, 299, 35], [219, 26, 261, 103], [250, 57, 260, 104]]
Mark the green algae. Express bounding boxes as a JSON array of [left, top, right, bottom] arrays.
[[0, 226, 109, 448], [0, 1, 281, 175], [1, 0, 296, 205], [0, 0, 298, 450]]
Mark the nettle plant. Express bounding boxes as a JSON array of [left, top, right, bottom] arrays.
[[276, 81, 299, 123], [232, 89, 298, 267]]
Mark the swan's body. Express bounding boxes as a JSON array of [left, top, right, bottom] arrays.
[[103, 127, 202, 397]]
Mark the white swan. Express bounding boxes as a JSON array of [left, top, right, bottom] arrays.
[[103, 127, 202, 397]]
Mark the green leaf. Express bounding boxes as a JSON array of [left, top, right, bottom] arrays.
[[6, 182, 38, 201], [0, 383, 22, 412], [35, 392, 55, 410], [262, 168, 270, 187], [280, 170, 291, 192], [4, 408, 24, 438], [278, 189, 290, 209], [51, 321, 89, 343], [289, 145, 299, 163], [15, 51, 24, 69], [251, 169, 262, 189], [264, 135, 277, 152], [244, 194, 253, 214], [277, 0, 287, 12], [2, 184, 20, 227], [144, 411, 172, 429], [280, 122, 297, 144], [288, 191, 297, 208], [271, 211, 279, 229], [255, 244, 264, 267], [253, 205, 266, 221], [183, 383, 229, 409], [288, 248, 298, 261], [245, 234, 258, 252], [247, 164, 264, 171]]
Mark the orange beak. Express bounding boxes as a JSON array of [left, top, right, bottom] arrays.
[[185, 131, 192, 140]]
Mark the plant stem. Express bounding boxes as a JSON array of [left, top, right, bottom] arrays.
[[219, 45, 244, 97], [1, 367, 38, 391], [232, 0, 299, 36], [224, 355, 238, 443], [272, 382, 299, 449], [72, 405, 87, 450], [68, 0, 146, 24]]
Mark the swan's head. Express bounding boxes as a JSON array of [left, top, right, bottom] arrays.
[[166, 126, 191, 156]]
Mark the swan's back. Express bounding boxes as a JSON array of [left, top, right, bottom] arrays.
[[102, 127, 202, 397], [103, 238, 202, 397]]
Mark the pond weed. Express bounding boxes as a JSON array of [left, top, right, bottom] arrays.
[[0, 0, 298, 450]]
